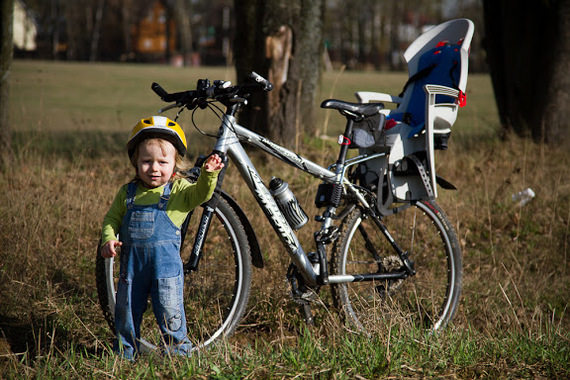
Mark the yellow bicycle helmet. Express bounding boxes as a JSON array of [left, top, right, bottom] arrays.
[[127, 116, 187, 157]]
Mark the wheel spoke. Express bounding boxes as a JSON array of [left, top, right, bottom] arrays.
[[331, 201, 462, 333]]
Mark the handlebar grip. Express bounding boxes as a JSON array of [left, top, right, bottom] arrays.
[[249, 72, 273, 92], [151, 82, 168, 99]]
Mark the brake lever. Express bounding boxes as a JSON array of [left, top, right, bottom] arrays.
[[158, 103, 181, 114]]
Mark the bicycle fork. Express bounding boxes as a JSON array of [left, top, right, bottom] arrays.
[[182, 205, 215, 274]]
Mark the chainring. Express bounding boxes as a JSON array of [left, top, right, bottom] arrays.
[[286, 264, 319, 305]]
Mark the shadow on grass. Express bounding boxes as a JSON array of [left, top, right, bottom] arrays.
[[0, 312, 109, 362], [0, 264, 110, 360]]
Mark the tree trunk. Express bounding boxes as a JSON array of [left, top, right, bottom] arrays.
[[175, 0, 194, 66], [90, 0, 106, 61], [234, 0, 324, 147], [51, 0, 61, 60], [483, 0, 570, 147], [121, 0, 133, 59], [1, 0, 14, 162]]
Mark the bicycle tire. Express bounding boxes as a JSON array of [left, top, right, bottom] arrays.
[[95, 195, 252, 352], [331, 200, 462, 333]]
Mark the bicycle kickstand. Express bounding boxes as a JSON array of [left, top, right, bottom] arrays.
[[302, 304, 314, 325]]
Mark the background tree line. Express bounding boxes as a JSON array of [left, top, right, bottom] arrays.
[[2, 0, 569, 151], [16, 0, 486, 71]]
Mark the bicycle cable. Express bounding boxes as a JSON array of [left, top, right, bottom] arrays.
[[187, 100, 236, 138], [190, 105, 212, 137], [172, 105, 186, 123], [207, 101, 240, 135]]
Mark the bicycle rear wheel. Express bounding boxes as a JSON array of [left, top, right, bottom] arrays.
[[331, 200, 462, 333], [96, 195, 252, 352]]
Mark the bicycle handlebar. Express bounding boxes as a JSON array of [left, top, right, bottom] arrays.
[[249, 71, 273, 91], [152, 71, 273, 110]]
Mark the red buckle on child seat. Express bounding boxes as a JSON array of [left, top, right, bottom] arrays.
[[457, 91, 467, 107], [385, 119, 398, 130]]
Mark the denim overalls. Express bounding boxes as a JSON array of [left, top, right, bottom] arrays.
[[114, 181, 192, 359]]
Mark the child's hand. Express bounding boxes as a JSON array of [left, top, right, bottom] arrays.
[[101, 240, 122, 258], [204, 154, 225, 172]]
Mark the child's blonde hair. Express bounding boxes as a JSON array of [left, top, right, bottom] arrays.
[[129, 138, 192, 182]]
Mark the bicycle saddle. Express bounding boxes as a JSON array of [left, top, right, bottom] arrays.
[[321, 99, 384, 119]]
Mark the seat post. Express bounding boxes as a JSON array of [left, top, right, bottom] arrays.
[[336, 118, 355, 167]]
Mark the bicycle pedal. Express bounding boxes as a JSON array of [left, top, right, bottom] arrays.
[[315, 226, 340, 244], [291, 283, 318, 304], [287, 263, 319, 305], [298, 289, 317, 301]]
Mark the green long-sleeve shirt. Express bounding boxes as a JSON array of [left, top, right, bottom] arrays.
[[101, 170, 219, 247]]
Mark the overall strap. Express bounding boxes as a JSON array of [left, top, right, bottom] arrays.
[[158, 182, 173, 209], [126, 181, 138, 209]]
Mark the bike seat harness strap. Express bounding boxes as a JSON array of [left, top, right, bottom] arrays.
[[320, 100, 384, 121]]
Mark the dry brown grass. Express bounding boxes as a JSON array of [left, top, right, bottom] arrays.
[[1, 61, 568, 378]]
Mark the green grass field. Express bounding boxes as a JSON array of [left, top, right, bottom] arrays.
[[1, 60, 569, 379]]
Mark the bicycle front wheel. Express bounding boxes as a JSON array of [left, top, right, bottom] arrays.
[[96, 195, 252, 352], [331, 200, 462, 333]]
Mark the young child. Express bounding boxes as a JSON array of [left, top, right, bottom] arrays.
[[100, 116, 224, 359]]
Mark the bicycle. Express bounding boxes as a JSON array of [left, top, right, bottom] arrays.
[[96, 71, 462, 352]]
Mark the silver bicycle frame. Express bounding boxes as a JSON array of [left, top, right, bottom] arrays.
[[212, 114, 343, 286], [210, 112, 395, 287]]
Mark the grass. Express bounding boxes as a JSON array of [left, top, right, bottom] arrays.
[[1, 60, 569, 379]]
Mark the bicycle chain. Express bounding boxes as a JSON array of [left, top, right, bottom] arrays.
[[381, 255, 405, 294]]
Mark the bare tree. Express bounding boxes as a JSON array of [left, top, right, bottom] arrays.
[[174, 0, 194, 66], [90, 0, 106, 61], [1, 0, 14, 161], [483, 0, 570, 146], [234, 0, 324, 147]]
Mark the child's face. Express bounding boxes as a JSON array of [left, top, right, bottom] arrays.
[[136, 139, 176, 188]]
